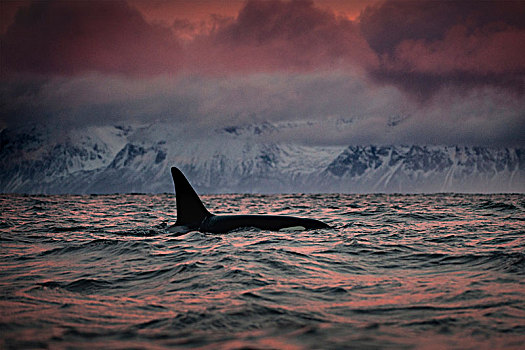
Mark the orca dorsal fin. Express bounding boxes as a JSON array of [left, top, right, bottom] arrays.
[[171, 167, 211, 226]]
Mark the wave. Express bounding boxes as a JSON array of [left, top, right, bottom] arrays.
[[477, 200, 520, 211], [397, 251, 525, 275], [51, 225, 92, 232], [37, 239, 151, 257], [35, 278, 113, 293], [2, 193, 524, 350], [0, 220, 14, 229]]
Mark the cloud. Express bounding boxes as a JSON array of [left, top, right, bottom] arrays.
[[0, 74, 200, 130], [392, 26, 525, 75], [2, 72, 523, 147], [1, 0, 377, 77], [3, 0, 523, 100], [184, 0, 378, 74], [360, 1, 525, 55], [1, 0, 523, 149], [1, 71, 378, 129], [359, 0, 525, 98], [1, 1, 182, 76]]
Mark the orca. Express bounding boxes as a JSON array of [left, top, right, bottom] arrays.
[[169, 167, 330, 234]]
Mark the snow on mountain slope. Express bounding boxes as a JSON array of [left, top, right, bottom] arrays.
[[0, 125, 130, 193], [0, 123, 523, 194], [322, 145, 524, 193]]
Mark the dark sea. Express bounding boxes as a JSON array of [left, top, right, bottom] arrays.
[[1, 193, 524, 349]]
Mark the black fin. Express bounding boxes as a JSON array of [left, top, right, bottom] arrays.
[[171, 167, 211, 226]]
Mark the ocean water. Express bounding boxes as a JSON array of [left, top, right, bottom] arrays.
[[1, 193, 524, 349]]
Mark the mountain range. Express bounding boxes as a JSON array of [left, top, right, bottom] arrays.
[[1, 123, 523, 194]]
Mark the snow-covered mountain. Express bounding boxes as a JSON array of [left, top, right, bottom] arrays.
[[322, 145, 523, 193], [1, 123, 523, 194]]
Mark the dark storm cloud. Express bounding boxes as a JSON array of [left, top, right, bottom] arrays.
[[3, 0, 523, 99], [187, 0, 377, 73], [359, 0, 525, 98], [360, 1, 525, 55], [1, 0, 377, 76], [367, 70, 525, 102], [1, 1, 182, 76], [1, 0, 523, 148]]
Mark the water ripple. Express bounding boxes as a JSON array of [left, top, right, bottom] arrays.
[[1, 193, 524, 349]]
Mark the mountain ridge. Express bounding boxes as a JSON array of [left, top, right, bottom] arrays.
[[1, 124, 523, 194]]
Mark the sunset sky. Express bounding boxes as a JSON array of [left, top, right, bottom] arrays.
[[1, 0, 524, 147]]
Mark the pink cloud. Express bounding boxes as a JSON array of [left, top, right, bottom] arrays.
[[359, 0, 525, 97], [1, 1, 182, 76], [1, 0, 523, 99], [392, 25, 525, 75], [185, 0, 378, 74], [1, 0, 378, 77]]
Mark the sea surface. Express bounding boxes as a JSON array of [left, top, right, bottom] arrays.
[[1, 193, 524, 349]]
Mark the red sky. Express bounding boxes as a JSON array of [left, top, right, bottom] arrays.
[[2, 1, 523, 91], [1, 0, 375, 34], [1, 0, 382, 75], [1, 0, 524, 146]]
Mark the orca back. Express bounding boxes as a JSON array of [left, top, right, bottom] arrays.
[[171, 167, 211, 226]]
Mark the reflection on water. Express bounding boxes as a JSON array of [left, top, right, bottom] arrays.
[[1, 193, 524, 349]]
